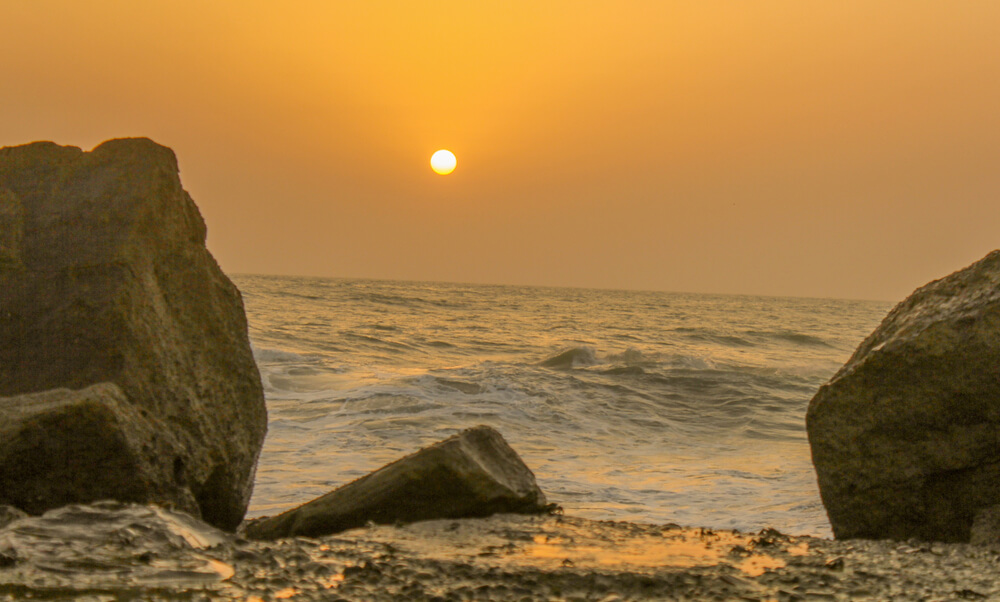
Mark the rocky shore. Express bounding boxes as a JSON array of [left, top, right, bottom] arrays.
[[2, 503, 999, 601]]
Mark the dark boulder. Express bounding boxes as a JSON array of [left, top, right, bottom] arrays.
[[806, 250, 1000, 542], [0, 138, 266, 530], [244, 425, 548, 540], [0, 384, 187, 516]]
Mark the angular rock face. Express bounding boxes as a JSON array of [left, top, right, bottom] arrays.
[[806, 250, 1000, 542], [0, 138, 266, 530], [245, 425, 548, 540], [0, 384, 186, 516]]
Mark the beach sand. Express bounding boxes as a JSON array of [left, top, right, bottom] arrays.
[[5, 510, 995, 601]]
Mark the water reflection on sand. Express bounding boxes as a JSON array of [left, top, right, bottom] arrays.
[[342, 514, 808, 577], [4, 504, 996, 600]]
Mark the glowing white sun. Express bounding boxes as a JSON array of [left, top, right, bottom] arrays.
[[430, 149, 457, 175]]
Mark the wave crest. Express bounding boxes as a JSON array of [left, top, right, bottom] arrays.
[[539, 347, 599, 369]]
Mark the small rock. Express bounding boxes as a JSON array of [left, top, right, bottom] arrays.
[[245, 426, 548, 540], [824, 557, 845, 571], [970, 505, 1000, 546], [0, 505, 27, 529], [752, 527, 787, 547]]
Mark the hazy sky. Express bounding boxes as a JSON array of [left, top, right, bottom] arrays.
[[3, 2, 998, 301]]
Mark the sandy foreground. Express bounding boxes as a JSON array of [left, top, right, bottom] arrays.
[[2, 506, 998, 601]]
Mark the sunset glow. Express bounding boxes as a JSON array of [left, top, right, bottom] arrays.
[[3, 5, 997, 592], [2, 1, 999, 299]]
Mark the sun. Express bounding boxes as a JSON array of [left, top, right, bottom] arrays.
[[430, 149, 457, 175]]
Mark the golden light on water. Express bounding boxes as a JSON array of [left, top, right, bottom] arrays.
[[430, 149, 457, 175]]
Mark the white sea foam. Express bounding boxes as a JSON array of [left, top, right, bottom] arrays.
[[251, 344, 320, 364]]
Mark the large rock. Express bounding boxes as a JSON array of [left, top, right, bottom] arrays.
[[806, 251, 1000, 542], [0, 384, 185, 515], [245, 425, 548, 540], [0, 138, 266, 530]]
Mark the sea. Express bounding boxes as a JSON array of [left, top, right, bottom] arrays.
[[238, 275, 891, 539]]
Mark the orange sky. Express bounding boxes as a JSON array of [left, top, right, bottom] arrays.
[[3, 1, 999, 300]]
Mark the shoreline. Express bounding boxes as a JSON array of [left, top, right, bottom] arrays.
[[3, 507, 998, 601], [245, 513, 1000, 601]]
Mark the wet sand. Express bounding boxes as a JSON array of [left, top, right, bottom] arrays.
[[3, 508, 998, 601]]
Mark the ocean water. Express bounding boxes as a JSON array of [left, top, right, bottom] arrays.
[[237, 275, 890, 538]]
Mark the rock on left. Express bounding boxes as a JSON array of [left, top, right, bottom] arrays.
[[0, 138, 267, 531]]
